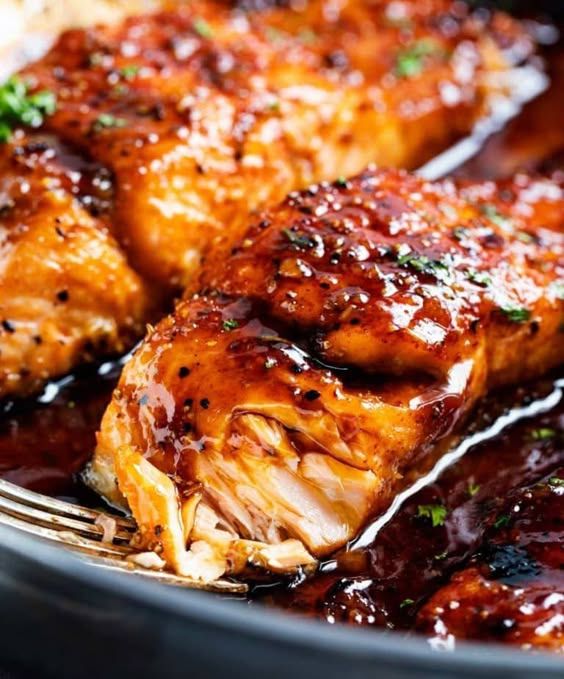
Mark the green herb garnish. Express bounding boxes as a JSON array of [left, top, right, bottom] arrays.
[[466, 269, 491, 288], [468, 481, 480, 497], [494, 514, 510, 529], [395, 39, 442, 78], [479, 204, 513, 230], [193, 17, 213, 39], [531, 428, 557, 441], [498, 305, 531, 324], [120, 65, 140, 80], [396, 250, 450, 281], [399, 598, 414, 609], [222, 319, 239, 331], [0, 76, 56, 142], [416, 504, 447, 527], [548, 477, 564, 487], [92, 113, 127, 132]]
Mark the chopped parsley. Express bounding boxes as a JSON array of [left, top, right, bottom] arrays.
[[480, 204, 513, 229], [395, 39, 442, 78], [0, 76, 56, 142], [92, 113, 127, 132], [399, 598, 414, 609], [548, 476, 564, 487], [494, 514, 510, 529], [120, 65, 140, 80], [468, 481, 481, 497], [193, 17, 213, 39], [222, 318, 239, 331], [396, 250, 450, 281], [416, 504, 447, 527], [498, 305, 531, 324], [531, 427, 557, 441], [466, 269, 491, 288], [516, 231, 535, 244]]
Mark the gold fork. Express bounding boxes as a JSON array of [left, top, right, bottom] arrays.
[[0, 477, 246, 593]]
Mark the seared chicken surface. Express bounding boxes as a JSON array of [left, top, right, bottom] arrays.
[[0, 133, 149, 397], [0, 0, 535, 397], [92, 168, 564, 581], [18, 0, 531, 288]]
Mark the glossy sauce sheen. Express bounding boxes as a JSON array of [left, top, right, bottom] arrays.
[[254, 375, 563, 653], [0, 4, 563, 654]]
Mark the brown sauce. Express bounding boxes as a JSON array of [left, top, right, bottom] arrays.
[[0, 9, 562, 652], [251, 374, 563, 646]]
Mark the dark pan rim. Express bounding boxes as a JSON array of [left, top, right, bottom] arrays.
[[0, 524, 562, 674]]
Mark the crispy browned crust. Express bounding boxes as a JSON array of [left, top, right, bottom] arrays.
[[0, 134, 149, 397]]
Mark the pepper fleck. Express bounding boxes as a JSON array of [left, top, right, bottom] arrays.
[[304, 389, 321, 401]]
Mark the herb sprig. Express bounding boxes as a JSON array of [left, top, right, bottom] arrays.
[[416, 504, 447, 527], [395, 39, 443, 78]]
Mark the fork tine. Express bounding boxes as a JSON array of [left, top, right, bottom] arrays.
[[79, 553, 248, 593], [0, 479, 248, 594], [0, 508, 134, 557], [0, 493, 132, 542], [0, 478, 135, 530], [0, 498, 247, 593], [0, 479, 248, 593]]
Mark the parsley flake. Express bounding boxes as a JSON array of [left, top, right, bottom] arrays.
[[395, 39, 442, 78], [498, 305, 531, 324], [92, 113, 127, 132], [0, 76, 56, 142], [494, 514, 510, 529], [222, 319, 239, 331], [396, 250, 450, 281], [480, 204, 513, 229], [193, 17, 213, 39], [468, 481, 480, 497], [120, 65, 140, 80], [548, 476, 564, 487], [531, 428, 557, 441], [466, 269, 491, 287], [416, 504, 447, 527], [399, 598, 414, 609]]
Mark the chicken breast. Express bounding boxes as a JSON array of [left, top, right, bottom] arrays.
[[0, 133, 149, 397], [91, 168, 564, 581], [416, 471, 564, 653], [19, 0, 533, 288]]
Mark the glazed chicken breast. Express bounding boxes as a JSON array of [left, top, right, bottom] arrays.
[[0, 0, 536, 398], [18, 0, 533, 288], [92, 167, 564, 581], [0, 133, 149, 398]]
